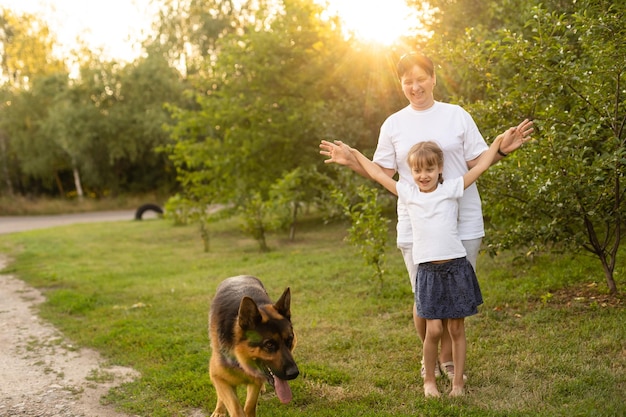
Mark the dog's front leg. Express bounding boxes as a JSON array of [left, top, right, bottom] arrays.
[[211, 378, 246, 417], [210, 397, 228, 417], [243, 382, 262, 417]]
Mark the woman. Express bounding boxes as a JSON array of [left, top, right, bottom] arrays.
[[320, 52, 533, 382]]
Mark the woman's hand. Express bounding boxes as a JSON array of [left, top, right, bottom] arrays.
[[499, 118, 534, 155]]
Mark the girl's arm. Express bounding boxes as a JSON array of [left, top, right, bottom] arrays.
[[320, 140, 396, 180], [463, 134, 504, 189], [320, 139, 368, 176], [333, 141, 399, 196]]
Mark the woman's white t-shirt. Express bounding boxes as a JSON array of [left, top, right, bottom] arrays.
[[396, 178, 467, 265], [373, 101, 488, 245]]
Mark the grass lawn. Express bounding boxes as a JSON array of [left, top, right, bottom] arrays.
[[0, 215, 624, 416]]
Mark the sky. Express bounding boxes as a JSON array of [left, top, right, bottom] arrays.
[[0, 0, 416, 62], [0, 0, 156, 62]]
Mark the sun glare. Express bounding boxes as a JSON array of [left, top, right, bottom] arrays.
[[321, 0, 420, 45]]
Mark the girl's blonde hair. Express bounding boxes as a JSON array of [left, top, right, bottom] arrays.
[[407, 141, 444, 184]]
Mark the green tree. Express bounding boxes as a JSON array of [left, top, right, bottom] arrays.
[[269, 166, 331, 241], [145, 0, 241, 79], [453, 0, 625, 294], [0, 9, 65, 88], [0, 9, 66, 196], [4, 53, 185, 198], [40, 76, 97, 199], [419, 0, 581, 103], [105, 54, 185, 194], [332, 184, 391, 287], [5, 73, 74, 195], [163, 0, 352, 249], [162, 0, 412, 250], [314, 43, 406, 151], [65, 56, 121, 195]]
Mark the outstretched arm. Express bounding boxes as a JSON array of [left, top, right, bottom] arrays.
[[498, 118, 534, 156], [331, 141, 398, 196], [320, 140, 367, 176], [463, 134, 504, 189], [467, 118, 534, 169], [319, 140, 396, 180]]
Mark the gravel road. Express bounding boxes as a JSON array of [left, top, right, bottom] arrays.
[[0, 211, 142, 235]]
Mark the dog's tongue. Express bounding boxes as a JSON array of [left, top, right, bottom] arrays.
[[273, 376, 292, 404]]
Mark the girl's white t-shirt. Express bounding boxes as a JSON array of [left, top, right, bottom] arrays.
[[373, 101, 488, 245], [397, 178, 467, 265]]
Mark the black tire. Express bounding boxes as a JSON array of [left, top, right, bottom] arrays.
[[135, 203, 164, 220]]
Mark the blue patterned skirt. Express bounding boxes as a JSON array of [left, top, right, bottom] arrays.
[[415, 257, 483, 319]]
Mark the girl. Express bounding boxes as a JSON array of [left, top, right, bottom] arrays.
[[334, 131, 522, 397]]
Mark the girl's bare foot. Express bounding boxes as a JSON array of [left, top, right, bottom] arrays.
[[449, 386, 465, 397], [424, 381, 440, 398]]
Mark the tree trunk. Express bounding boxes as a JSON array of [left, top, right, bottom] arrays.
[[602, 263, 618, 295], [72, 165, 84, 201], [289, 202, 299, 241], [258, 234, 269, 252], [0, 134, 14, 196], [583, 213, 619, 295], [54, 171, 65, 196], [199, 221, 210, 252]]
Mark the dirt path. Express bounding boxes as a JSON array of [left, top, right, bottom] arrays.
[[0, 212, 145, 416], [0, 255, 140, 416]]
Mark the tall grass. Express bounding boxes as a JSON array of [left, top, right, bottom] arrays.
[[0, 216, 623, 417]]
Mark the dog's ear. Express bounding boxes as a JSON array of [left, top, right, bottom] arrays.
[[274, 287, 291, 319], [238, 296, 262, 330]]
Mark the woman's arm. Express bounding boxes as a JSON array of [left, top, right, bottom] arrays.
[[467, 119, 534, 168], [499, 118, 534, 156]]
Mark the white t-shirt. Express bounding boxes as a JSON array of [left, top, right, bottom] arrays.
[[373, 101, 488, 244], [397, 178, 467, 265]]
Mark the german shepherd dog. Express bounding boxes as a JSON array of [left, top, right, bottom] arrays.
[[209, 275, 299, 417]]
